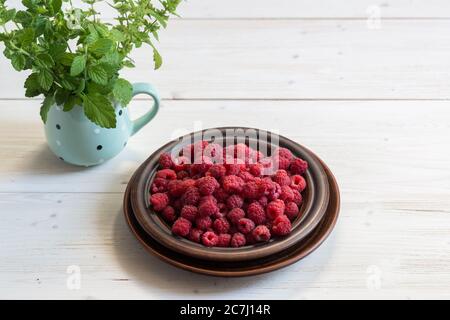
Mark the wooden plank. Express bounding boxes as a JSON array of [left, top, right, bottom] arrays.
[[1, 99, 450, 197], [0, 191, 449, 299], [1, 20, 450, 100]]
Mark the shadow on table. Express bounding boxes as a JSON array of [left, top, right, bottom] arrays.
[[112, 208, 337, 298]]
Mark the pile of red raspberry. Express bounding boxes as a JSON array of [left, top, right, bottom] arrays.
[[149, 141, 308, 248]]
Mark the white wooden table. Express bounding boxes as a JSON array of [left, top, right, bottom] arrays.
[[1, 0, 450, 299]]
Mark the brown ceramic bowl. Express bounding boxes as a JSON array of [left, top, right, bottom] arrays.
[[123, 156, 340, 277], [130, 127, 330, 262]]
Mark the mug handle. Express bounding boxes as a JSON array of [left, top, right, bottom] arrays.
[[130, 83, 160, 136]]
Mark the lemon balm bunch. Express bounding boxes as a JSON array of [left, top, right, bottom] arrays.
[[0, 0, 180, 128]]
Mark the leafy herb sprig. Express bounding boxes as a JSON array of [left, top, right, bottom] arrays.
[[0, 0, 180, 128]]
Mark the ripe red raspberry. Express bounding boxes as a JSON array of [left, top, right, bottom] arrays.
[[181, 187, 200, 206], [234, 143, 252, 162], [202, 231, 219, 247], [238, 171, 255, 182], [247, 202, 266, 225], [271, 215, 292, 236], [190, 155, 213, 176], [237, 218, 255, 234], [202, 143, 223, 162], [290, 157, 308, 175], [227, 208, 245, 225], [183, 178, 196, 189], [167, 180, 187, 198], [252, 225, 271, 242], [291, 175, 307, 192], [257, 196, 268, 207], [173, 156, 190, 172], [188, 228, 203, 243], [224, 158, 246, 175], [242, 180, 263, 199], [274, 147, 293, 161], [226, 194, 244, 209], [279, 185, 295, 202], [222, 175, 244, 194], [217, 233, 231, 247], [285, 202, 299, 220], [172, 198, 183, 211], [213, 187, 229, 202], [230, 232, 246, 247], [274, 155, 291, 171], [180, 205, 198, 222], [248, 163, 263, 177], [213, 217, 230, 234], [199, 195, 217, 205], [259, 157, 275, 175], [195, 216, 212, 230], [292, 189, 303, 205], [216, 203, 228, 219], [162, 206, 176, 223], [266, 199, 285, 220], [172, 217, 192, 237], [159, 152, 173, 169], [272, 170, 291, 186], [151, 177, 168, 193], [177, 170, 189, 180], [262, 178, 281, 200], [198, 199, 219, 217], [155, 169, 177, 180], [207, 164, 226, 179], [150, 193, 169, 211], [195, 176, 219, 195]]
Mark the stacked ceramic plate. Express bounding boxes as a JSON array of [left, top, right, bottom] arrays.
[[123, 127, 340, 277]]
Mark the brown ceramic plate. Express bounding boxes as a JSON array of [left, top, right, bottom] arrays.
[[130, 128, 330, 262], [123, 157, 340, 277]]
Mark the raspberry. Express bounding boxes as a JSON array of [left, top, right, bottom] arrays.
[[162, 206, 176, 223], [285, 202, 299, 220], [292, 189, 303, 205], [226, 194, 244, 209], [234, 143, 252, 162], [202, 231, 219, 247], [217, 233, 231, 247], [252, 225, 271, 242], [183, 179, 196, 189], [172, 198, 183, 211], [247, 202, 266, 225], [237, 218, 255, 234], [203, 143, 223, 162], [230, 232, 246, 247], [188, 228, 203, 243], [257, 196, 268, 207], [217, 203, 228, 218], [151, 177, 168, 193], [190, 155, 213, 176], [198, 199, 219, 217], [156, 169, 177, 180], [272, 170, 291, 186], [213, 187, 229, 202], [213, 217, 230, 234], [242, 180, 263, 199], [207, 164, 226, 179], [195, 176, 219, 195], [259, 157, 275, 175], [227, 208, 245, 225], [274, 147, 293, 161], [177, 170, 189, 180], [222, 175, 244, 194], [290, 158, 308, 175], [159, 152, 173, 169], [274, 155, 291, 171], [172, 217, 192, 237], [291, 175, 307, 192], [266, 199, 285, 220], [195, 216, 212, 230], [262, 178, 281, 200], [180, 205, 198, 222], [173, 156, 190, 172], [150, 193, 169, 211], [181, 187, 200, 206], [279, 185, 295, 202], [224, 158, 246, 175], [238, 171, 255, 182], [167, 180, 187, 198], [248, 163, 263, 177], [199, 195, 217, 205], [271, 215, 292, 236]]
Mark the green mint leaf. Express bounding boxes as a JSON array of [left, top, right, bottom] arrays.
[[60, 77, 77, 91], [153, 47, 162, 70], [59, 53, 75, 67], [55, 88, 70, 106], [11, 54, 26, 71], [40, 95, 54, 124], [87, 64, 108, 85], [36, 53, 55, 68], [70, 55, 86, 76], [50, 0, 62, 14], [82, 93, 116, 128], [38, 69, 54, 91], [24, 73, 41, 97], [89, 38, 113, 56], [63, 95, 81, 112], [113, 78, 133, 106]]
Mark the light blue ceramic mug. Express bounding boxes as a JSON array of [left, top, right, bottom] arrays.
[[44, 83, 160, 166]]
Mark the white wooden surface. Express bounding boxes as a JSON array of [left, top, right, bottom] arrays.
[[1, 1, 450, 300]]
